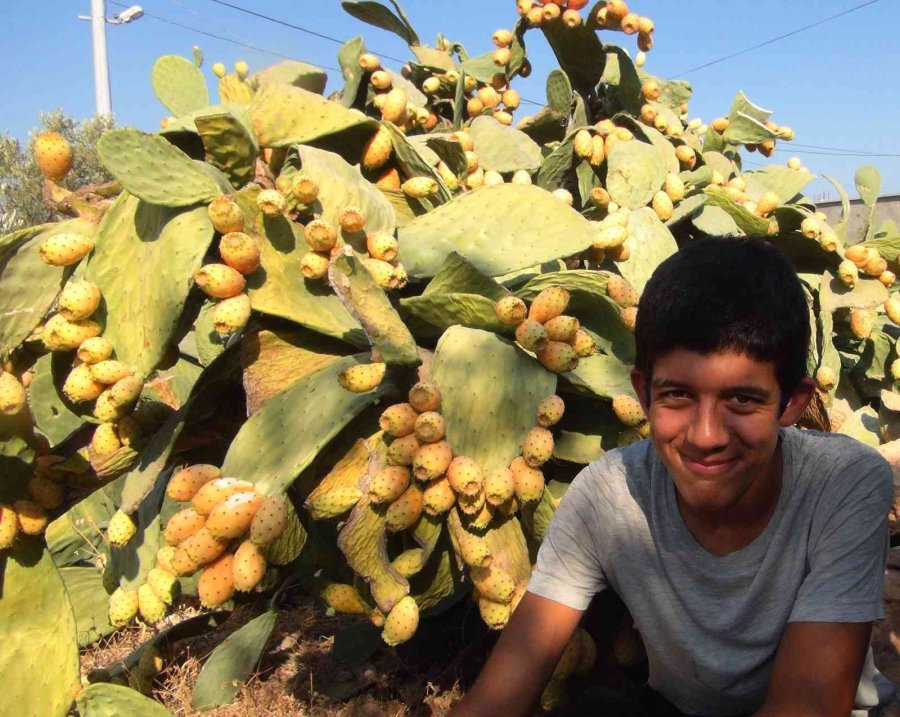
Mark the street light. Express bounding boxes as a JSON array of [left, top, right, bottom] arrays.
[[77, 2, 144, 116]]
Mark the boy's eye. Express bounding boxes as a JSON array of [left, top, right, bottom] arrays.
[[659, 389, 689, 400], [732, 394, 759, 406]]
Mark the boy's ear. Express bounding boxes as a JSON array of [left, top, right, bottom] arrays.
[[778, 377, 816, 427], [630, 368, 650, 414]]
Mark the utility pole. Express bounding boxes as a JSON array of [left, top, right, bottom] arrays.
[[90, 0, 111, 117]]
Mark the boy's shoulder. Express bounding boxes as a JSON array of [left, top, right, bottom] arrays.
[[569, 440, 656, 511]]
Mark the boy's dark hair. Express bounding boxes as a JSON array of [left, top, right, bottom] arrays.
[[634, 237, 810, 402]]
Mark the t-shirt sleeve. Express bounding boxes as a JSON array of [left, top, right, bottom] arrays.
[[527, 462, 610, 611], [789, 450, 893, 624]]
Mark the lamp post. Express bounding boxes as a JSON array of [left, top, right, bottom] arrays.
[[78, 2, 144, 116]]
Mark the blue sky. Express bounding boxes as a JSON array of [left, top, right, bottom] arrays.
[[3, 1, 898, 202]]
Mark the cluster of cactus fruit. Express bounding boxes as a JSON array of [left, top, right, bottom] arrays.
[[2, 0, 900, 714]]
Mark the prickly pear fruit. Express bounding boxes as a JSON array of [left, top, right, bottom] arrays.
[[458, 489, 487, 517], [523, 427, 554, 467], [13, 500, 48, 536], [886, 296, 900, 326], [233, 539, 267, 592], [850, 308, 876, 339], [213, 293, 252, 336], [515, 319, 549, 353], [362, 125, 393, 171], [138, 583, 167, 623], [207, 196, 244, 234], [543, 315, 580, 343], [339, 206, 366, 234], [414, 411, 446, 443], [0, 371, 26, 416], [61, 364, 102, 404], [91, 423, 121, 456], [322, 582, 367, 614], [167, 464, 221, 502], [289, 174, 319, 205], [368, 466, 411, 504], [413, 440, 453, 481], [815, 366, 837, 392], [219, 232, 260, 275], [147, 567, 178, 605], [58, 278, 102, 321], [511, 456, 545, 503], [381, 87, 408, 124], [257, 189, 286, 216], [300, 251, 330, 280], [194, 263, 246, 300], [192, 477, 255, 516], [621, 306, 638, 331], [652, 191, 674, 221], [379, 403, 419, 437], [366, 232, 400, 262], [612, 395, 647, 427], [304, 219, 338, 253], [117, 415, 142, 446], [756, 191, 779, 217], [39, 232, 94, 266], [409, 381, 442, 412], [537, 395, 565, 427], [338, 362, 386, 393], [163, 508, 207, 545], [77, 336, 114, 364], [392, 548, 425, 578], [386, 485, 424, 532], [90, 360, 133, 385], [479, 597, 511, 630], [239, 493, 286, 545], [402, 177, 439, 198], [529, 287, 570, 324], [198, 553, 236, 607], [423, 476, 456, 516], [206, 491, 265, 539], [481, 466, 514, 507], [42, 314, 101, 350], [108, 509, 137, 548], [156, 546, 178, 575], [607, 275, 638, 308], [382, 595, 419, 646], [182, 527, 229, 566], [387, 433, 422, 466], [446, 456, 483, 497], [457, 530, 491, 569], [170, 545, 201, 577], [108, 587, 139, 627], [536, 341, 579, 373], [471, 564, 516, 603], [494, 296, 528, 326], [34, 131, 74, 181], [0, 504, 17, 549], [28, 476, 63, 510]]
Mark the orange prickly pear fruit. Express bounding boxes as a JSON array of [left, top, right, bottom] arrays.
[[58, 278, 102, 321], [339, 207, 367, 234], [387, 433, 421, 467], [379, 403, 419, 438], [368, 466, 411, 504], [423, 476, 456, 516], [495, 296, 528, 325], [182, 527, 229, 567], [543, 315, 580, 343], [516, 319, 549, 353], [886, 295, 900, 325], [205, 491, 266, 539], [409, 381, 442, 412], [163, 508, 207, 545], [414, 411, 445, 444], [849, 308, 876, 339], [413, 440, 454, 481], [607, 275, 638, 308], [484, 466, 516, 506], [621, 306, 638, 331], [207, 196, 244, 234], [219, 232, 260, 275], [522, 427, 554, 467], [291, 174, 319, 203], [447, 456, 483, 497], [537, 395, 565, 427], [363, 125, 393, 171], [529, 287, 570, 323], [39, 232, 94, 266], [14, 500, 49, 536], [511, 456, 545, 503], [385, 484, 424, 532], [232, 539, 267, 592], [198, 553, 236, 607], [366, 232, 399, 262], [192, 477, 255, 516], [34, 131, 74, 181], [536, 341, 579, 373], [194, 263, 246, 299], [250, 494, 290, 545]]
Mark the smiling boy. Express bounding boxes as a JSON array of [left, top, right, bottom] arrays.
[[451, 238, 894, 717]]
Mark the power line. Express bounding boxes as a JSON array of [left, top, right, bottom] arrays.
[[790, 142, 900, 158], [669, 0, 883, 77], [782, 147, 900, 158]]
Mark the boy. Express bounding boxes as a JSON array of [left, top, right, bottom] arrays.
[[451, 238, 894, 716]]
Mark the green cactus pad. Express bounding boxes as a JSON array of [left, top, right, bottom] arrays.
[[60, 566, 116, 647], [253, 60, 328, 95], [151, 55, 210, 118], [305, 437, 369, 519], [0, 221, 89, 359], [604, 46, 643, 116], [0, 435, 33, 503], [329, 251, 420, 366], [98, 129, 223, 207], [119, 408, 185, 515], [195, 108, 259, 188], [838, 406, 881, 447], [467, 116, 543, 173], [564, 354, 636, 400], [0, 542, 80, 717], [192, 610, 277, 710], [47, 479, 118, 568], [338, 36, 368, 109], [553, 397, 623, 464], [399, 184, 597, 278], [85, 193, 214, 377], [617, 208, 679, 294], [541, 17, 605, 96], [821, 275, 889, 313], [249, 82, 377, 147], [431, 326, 556, 473], [606, 141, 668, 210], [704, 187, 771, 237], [382, 122, 451, 206], [342, 0, 420, 46], [855, 165, 881, 209], [221, 355, 395, 495], [545, 69, 573, 117], [28, 353, 86, 447], [77, 683, 171, 716], [823, 175, 850, 240], [743, 166, 814, 204], [481, 514, 532, 588]]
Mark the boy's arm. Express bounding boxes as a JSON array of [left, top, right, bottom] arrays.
[[449, 592, 584, 717], [754, 621, 872, 717]]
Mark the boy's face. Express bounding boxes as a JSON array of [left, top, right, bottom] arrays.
[[631, 348, 814, 516]]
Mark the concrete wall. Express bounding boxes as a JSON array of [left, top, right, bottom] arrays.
[[817, 194, 900, 245]]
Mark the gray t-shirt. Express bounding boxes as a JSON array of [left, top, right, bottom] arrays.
[[528, 427, 893, 716]]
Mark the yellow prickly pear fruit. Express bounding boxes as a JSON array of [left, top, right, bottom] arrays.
[[198, 553, 236, 607], [234, 60, 249, 79], [838, 260, 858, 288], [370, 69, 392, 90], [338, 362, 387, 393], [170, 545, 200, 577], [368, 466, 411, 504], [94, 390, 124, 423], [363, 257, 395, 289], [213, 293, 252, 336], [167, 464, 221, 502], [493, 47, 511, 66], [562, 8, 582, 27], [382, 88, 408, 124], [664, 173, 686, 202], [0, 371, 26, 416], [40, 232, 94, 266], [515, 318, 549, 353], [880, 271, 895, 288], [207, 196, 244, 234], [206, 491, 266, 539], [409, 381, 442, 412], [612, 395, 646, 427], [164, 508, 207, 546], [543, 315, 580, 343], [522, 427, 554, 468], [492, 28, 513, 47], [471, 563, 516, 603], [34, 131, 74, 181], [573, 130, 594, 160], [155, 546, 178, 575], [511, 169, 532, 185], [652, 190, 674, 221], [219, 232, 260, 275], [385, 484, 423, 532], [138, 583, 167, 623], [107, 509, 137, 548], [536, 341, 579, 373], [77, 336, 114, 364], [250, 494, 290, 545], [484, 466, 515, 506], [362, 126, 393, 171], [233, 539, 267, 592], [322, 582, 367, 614], [402, 177, 440, 198], [457, 489, 487, 517], [382, 595, 419, 646], [339, 206, 367, 234], [885, 295, 900, 325], [850, 308, 876, 339], [414, 411, 445, 443], [387, 433, 422, 467], [570, 329, 597, 358], [483, 170, 505, 188], [42, 314, 101, 351], [458, 530, 492, 568], [366, 232, 400, 262], [212, 62, 227, 78], [502, 89, 521, 112], [537, 395, 565, 427], [379, 403, 418, 438], [756, 191, 779, 217], [423, 476, 456, 516], [621, 306, 638, 331], [413, 440, 454, 481], [90, 360, 134, 385], [182, 527, 229, 567], [675, 145, 697, 169], [108, 587, 139, 627], [194, 263, 246, 300], [607, 274, 638, 308], [446, 456, 483, 497], [91, 423, 122, 456], [14, 500, 48, 536], [641, 80, 660, 100], [552, 188, 574, 206], [0, 504, 18, 548], [467, 167, 485, 189], [300, 252, 330, 280], [58, 278, 102, 321], [815, 366, 837, 393], [192, 477, 255, 516], [495, 296, 528, 325], [392, 548, 425, 578], [510, 456, 545, 503], [146, 567, 178, 605], [359, 53, 381, 72], [529, 287, 570, 324], [291, 174, 319, 204], [256, 189, 286, 216], [436, 161, 459, 191], [107, 375, 143, 411], [479, 597, 511, 630]]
